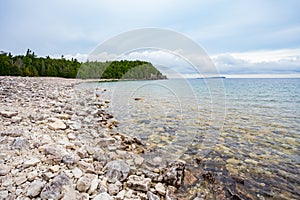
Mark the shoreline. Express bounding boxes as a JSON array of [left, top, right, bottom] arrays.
[[0, 76, 249, 200]]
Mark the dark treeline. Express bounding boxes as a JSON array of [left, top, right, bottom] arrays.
[[0, 49, 166, 80]]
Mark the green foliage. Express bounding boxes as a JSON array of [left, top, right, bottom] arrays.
[[0, 50, 166, 80]]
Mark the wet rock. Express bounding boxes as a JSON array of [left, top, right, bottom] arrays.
[[26, 179, 44, 197], [162, 160, 185, 188], [126, 175, 151, 192], [94, 192, 114, 200], [105, 159, 130, 182], [40, 172, 71, 199], [23, 157, 40, 168], [0, 110, 18, 118], [183, 170, 198, 187], [147, 191, 160, 200], [48, 119, 67, 130]]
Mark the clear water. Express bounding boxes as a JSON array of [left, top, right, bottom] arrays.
[[78, 78, 300, 199]]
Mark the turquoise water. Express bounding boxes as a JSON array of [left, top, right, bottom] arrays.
[[78, 78, 300, 199]]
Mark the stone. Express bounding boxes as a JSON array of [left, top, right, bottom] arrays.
[[162, 160, 185, 187], [155, 182, 166, 195], [58, 114, 71, 120], [11, 137, 29, 150], [88, 176, 99, 194], [62, 153, 79, 165], [0, 110, 18, 118], [183, 170, 198, 187], [48, 119, 67, 130], [134, 156, 144, 166], [26, 179, 44, 197], [49, 165, 60, 173], [40, 172, 71, 199], [126, 175, 151, 192], [0, 164, 10, 175], [24, 157, 40, 168], [27, 170, 38, 181], [61, 185, 78, 200], [108, 183, 120, 196], [72, 167, 83, 179], [97, 138, 115, 147], [67, 133, 76, 140], [147, 191, 160, 200], [15, 174, 27, 185], [11, 116, 22, 123], [105, 159, 130, 182], [0, 191, 9, 199], [116, 190, 126, 200], [77, 160, 95, 173], [76, 174, 95, 192], [94, 192, 114, 200]]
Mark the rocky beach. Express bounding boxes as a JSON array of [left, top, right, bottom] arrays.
[[0, 76, 224, 200]]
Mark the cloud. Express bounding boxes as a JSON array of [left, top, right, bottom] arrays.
[[212, 49, 300, 74]]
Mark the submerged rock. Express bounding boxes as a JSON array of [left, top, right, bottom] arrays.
[[127, 175, 151, 192], [162, 160, 185, 188], [105, 159, 130, 182]]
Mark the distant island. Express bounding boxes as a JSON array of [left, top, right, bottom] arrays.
[[197, 76, 226, 79], [0, 49, 167, 80]]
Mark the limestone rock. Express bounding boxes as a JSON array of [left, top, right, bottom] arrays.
[[26, 179, 44, 197], [155, 182, 166, 195], [48, 119, 67, 130], [72, 167, 83, 179], [127, 175, 151, 192], [76, 174, 96, 192], [162, 160, 185, 187], [40, 172, 71, 199], [105, 159, 130, 183], [94, 192, 114, 200], [61, 185, 78, 200], [0, 110, 18, 118], [24, 157, 40, 168], [0, 164, 10, 176], [11, 137, 29, 150], [147, 191, 160, 200]]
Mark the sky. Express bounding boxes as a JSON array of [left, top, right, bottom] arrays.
[[1, 0, 300, 77]]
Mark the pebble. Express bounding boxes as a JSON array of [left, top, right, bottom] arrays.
[[24, 157, 41, 168], [127, 175, 151, 192], [26, 179, 44, 197], [48, 119, 67, 130], [155, 182, 166, 195], [72, 167, 83, 179], [94, 192, 114, 200]]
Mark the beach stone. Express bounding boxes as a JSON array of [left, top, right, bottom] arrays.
[[11, 116, 22, 123], [127, 175, 151, 192], [94, 192, 114, 200], [97, 138, 115, 147], [61, 185, 78, 200], [24, 157, 40, 168], [0, 191, 9, 199], [11, 137, 29, 150], [72, 167, 83, 179], [155, 182, 166, 195], [76, 174, 95, 192], [162, 160, 185, 187], [48, 119, 67, 130], [88, 176, 99, 194], [183, 170, 198, 187], [26, 179, 44, 197], [40, 172, 71, 199], [0, 164, 10, 175], [116, 190, 126, 200], [105, 159, 130, 182], [108, 183, 120, 195], [147, 191, 160, 200], [62, 153, 79, 165], [134, 156, 144, 166], [27, 170, 38, 181], [15, 174, 27, 185], [0, 110, 18, 118]]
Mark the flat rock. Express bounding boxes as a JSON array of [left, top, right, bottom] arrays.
[[61, 185, 78, 200], [94, 192, 114, 200], [105, 159, 130, 183], [0, 164, 10, 175], [24, 157, 40, 168], [147, 191, 160, 200], [127, 175, 151, 192], [155, 182, 166, 195], [0, 110, 18, 118], [48, 119, 67, 130], [26, 179, 44, 197]]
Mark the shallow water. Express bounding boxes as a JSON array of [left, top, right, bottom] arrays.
[[78, 78, 300, 199]]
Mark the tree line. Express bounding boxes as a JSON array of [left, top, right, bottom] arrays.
[[0, 49, 166, 80]]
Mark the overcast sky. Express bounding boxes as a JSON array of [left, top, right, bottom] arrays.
[[1, 0, 300, 76]]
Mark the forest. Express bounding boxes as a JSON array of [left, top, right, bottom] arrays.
[[0, 49, 166, 80]]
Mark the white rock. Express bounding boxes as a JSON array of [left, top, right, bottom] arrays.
[[0, 111, 18, 118], [116, 190, 126, 200], [72, 167, 83, 179], [49, 165, 60, 173], [155, 182, 166, 195], [0, 191, 9, 199], [61, 185, 78, 200], [48, 119, 67, 130], [12, 116, 22, 123], [0, 164, 10, 175], [24, 158, 40, 168], [93, 192, 113, 200], [108, 184, 120, 196], [27, 170, 38, 181], [88, 177, 99, 194], [15, 174, 27, 185], [26, 180, 44, 197]]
